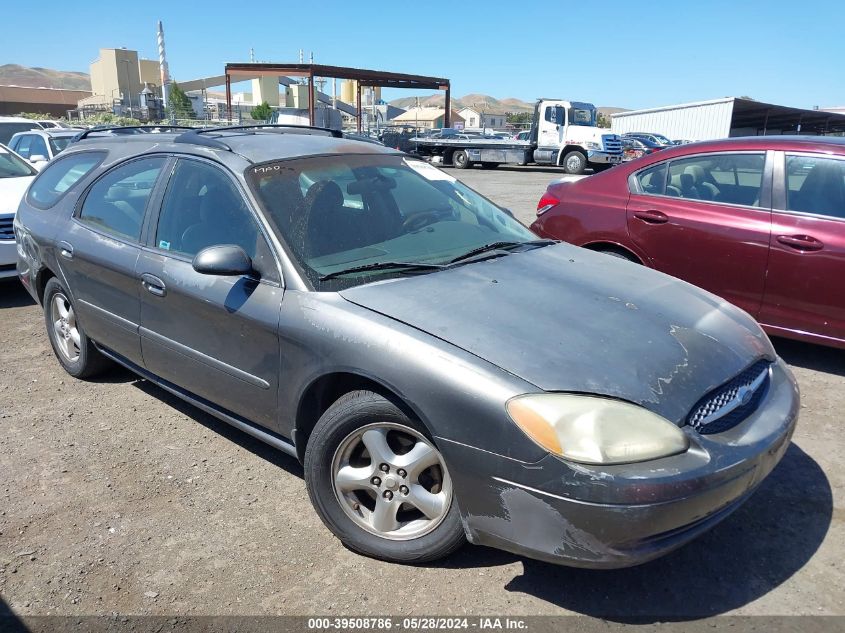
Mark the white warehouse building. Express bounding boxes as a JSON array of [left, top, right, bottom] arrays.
[[611, 97, 845, 141]]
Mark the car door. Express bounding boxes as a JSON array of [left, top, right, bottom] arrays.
[[758, 151, 845, 344], [136, 157, 283, 430], [60, 155, 169, 364], [626, 151, 772, 317]]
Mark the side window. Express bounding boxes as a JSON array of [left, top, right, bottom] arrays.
[[667, 153, 765, 206], [79, 157, 166, 241], [155, 160, 279, 282], [634, 163, 667, 196], [28, 152, 105, 209], [29, 135, 48, 158], [786, 155, 845, 219], [16, 135, 33, 158]]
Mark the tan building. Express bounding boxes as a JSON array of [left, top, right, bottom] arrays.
[[0, 85, 91, 117], [78, 48, 161, 116], [391, 106, 464, 129]]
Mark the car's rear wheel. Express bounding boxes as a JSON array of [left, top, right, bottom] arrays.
[[596, 248, 639, 263], [452, 150, 471, 169], [304, 390, 465, 563], [43, 278, 110, 379]]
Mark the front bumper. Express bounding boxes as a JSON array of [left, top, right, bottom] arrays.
[[0, 240, 17, 279], [586, 150, 622, 165], [439, 358, 799, 568]]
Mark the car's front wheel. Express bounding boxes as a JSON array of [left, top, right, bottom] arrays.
[[43, 278, 110, 379], [304, 390, 465, 563]]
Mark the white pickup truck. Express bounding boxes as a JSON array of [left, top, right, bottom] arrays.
[[411, 99, 622, 174]]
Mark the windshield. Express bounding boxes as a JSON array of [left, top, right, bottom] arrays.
[[652, 134, 672, 145], [0, 146, 36, 178], [568, 108, 596, 127], [248, 154, 538, 289], [49, 137, 73, 155]]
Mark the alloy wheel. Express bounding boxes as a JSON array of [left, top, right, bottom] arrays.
[[331, 423, 452, 541], [51, 292, 81, 363]]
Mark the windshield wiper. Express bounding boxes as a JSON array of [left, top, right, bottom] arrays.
[[319, 261, 445, 281], [447, 239, 556, 265]]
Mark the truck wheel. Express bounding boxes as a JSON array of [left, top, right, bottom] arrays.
[[562, 151, 587, 175], [480, 162, 499, 170], [452, 150, 470, 169]]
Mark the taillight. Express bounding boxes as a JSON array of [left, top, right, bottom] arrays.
[[537, 191, 560, 216]]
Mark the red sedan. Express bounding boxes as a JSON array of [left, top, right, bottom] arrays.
[[531, 136, 845, 349]]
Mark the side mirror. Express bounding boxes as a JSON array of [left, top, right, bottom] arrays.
[[192, 245, 253, 276]]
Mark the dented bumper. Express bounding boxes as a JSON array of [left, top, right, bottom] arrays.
[[438, 359, 799, 569]]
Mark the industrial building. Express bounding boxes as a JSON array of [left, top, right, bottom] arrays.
[[0, 85, 91, 117], [611, 97, 845, 141], [75, 47, 164, 120]]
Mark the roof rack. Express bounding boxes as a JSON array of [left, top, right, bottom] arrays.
[[172, 123, 343, 151], [72, 125, 194, 142]]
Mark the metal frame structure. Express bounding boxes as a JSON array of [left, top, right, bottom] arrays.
[[224, 63, 451, 131]]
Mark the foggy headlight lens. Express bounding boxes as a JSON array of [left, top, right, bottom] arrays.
[[583, 141, 602, 150], [506, 394, 689, 465]]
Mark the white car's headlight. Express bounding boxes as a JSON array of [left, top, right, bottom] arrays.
[[506, 394, 689, 465]]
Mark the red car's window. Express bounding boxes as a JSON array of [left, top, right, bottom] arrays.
[[666, 153, 765, 207], [786, 155, 845, 219]]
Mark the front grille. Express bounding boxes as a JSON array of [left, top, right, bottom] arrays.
[[687, 360, 771, 434], [602, 134, 622, 153], [0, 215, 13, 241]]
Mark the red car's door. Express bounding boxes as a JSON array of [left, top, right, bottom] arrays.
[[626, 151, 772, 317], [758, 151, 845, 345]]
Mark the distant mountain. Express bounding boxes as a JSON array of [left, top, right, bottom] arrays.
[[389, 94, 534, 114], [0, 64, 90, 90], [389, 94, 628, 117]]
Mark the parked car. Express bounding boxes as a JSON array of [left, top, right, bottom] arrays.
[[671, 139, 693, 145], [621, 137, 658, 161], [16, 126, 798, 568], [514, 130, 530, 141], [8, 129, 79, 165], [623, 132, 673, 147], [0, 116, 43, 146], [35, 120, 79, 130], [532, 135, 845, 350], [0, 143, 37, 279]]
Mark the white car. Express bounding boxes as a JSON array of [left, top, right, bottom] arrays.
[[0, 116, 43, 146], [8, 129, 78, 167], [36, 120, 77, 130], [0, 144, 37, 279]]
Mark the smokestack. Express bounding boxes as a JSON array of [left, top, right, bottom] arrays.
[[157, 20, 171, 110]]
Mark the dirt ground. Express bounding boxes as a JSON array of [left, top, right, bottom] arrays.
[[0, 166, 843, 621]]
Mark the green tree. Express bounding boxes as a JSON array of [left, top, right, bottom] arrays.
[[251, 101, 273, 122], [506, 111, 532, 125], [167, 81, 195, 120], [597, 113, 611, 128]]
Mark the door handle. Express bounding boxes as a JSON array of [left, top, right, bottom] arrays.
[[58, 241, 74, 259], [633, 210, 669, 224], [140, 273, 167, 297], [776, 234, 824, 252]]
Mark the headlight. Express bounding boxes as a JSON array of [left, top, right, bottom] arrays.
[[506, 394, 689, 465], [583, 141, 602, 150]]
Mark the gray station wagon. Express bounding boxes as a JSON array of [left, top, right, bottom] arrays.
[[14, 125, 799, 568]]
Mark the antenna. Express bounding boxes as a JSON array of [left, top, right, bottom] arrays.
[[250, 47, 255, 63]]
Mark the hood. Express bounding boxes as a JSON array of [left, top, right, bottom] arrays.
[[339, 244, 774, 424], [0, 175, 35, 215]]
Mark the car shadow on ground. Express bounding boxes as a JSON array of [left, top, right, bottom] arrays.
[[772, 337, 845, 378], [131, 379, 304, 478], [496, 443, 831, 621], [0, 281, 36, 309]]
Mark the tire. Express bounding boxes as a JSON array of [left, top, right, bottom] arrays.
[[562, 150, 587, 175], [596, 248, 639, 263], [43, 278, 111, 379], [304, 390, 465, 563], [480, 162, 499, 170], [452, 149, 471, 169]]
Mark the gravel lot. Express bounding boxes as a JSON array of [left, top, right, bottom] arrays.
[[0, 166, 842, 621]]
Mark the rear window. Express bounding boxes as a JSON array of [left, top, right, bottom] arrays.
[[27, 152, 105, 209]]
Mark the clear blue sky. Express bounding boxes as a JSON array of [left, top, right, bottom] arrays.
[[3, 0, 844, 110]]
